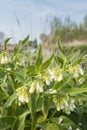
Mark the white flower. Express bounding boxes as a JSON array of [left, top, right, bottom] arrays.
[[63, 99, 68, 107], [1, 57, 4, 64], [79, 67, 84, 75], [71, 99, 75, 103], [78, 122, 82, 126], [25, 97, 29, 103], [36, 82, 43, 93], [68, 126, 72, 130], [69, 103, 76, 111], [19, 95, 24, 103], [1, 55, 10, 64], [74, 73, 79, 78], [66, 110, 71, 115], [68, 65, 83, 78], [7, 68, 11, 71], [57, 106, 61, 111], [46, 79, 50, 85], [48, 69, 54, 80], [69, 99, 76, 111], [48, 89, 57, 94], [79, 77, 84, 85], [18, 95, 29, 103], [76, 128, 80, 130], [29, 86, 35, 93], [29, 82, 36, 93], [59, 118, 63, 124], [60, 104, 64, 110], [57, 73, 63, 81], [16, 87, 29, 104]]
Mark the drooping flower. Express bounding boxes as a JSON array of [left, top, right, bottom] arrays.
[[53, 95, 76, 114], [47, 89, 57, 94], [0, 53, 10, 64], [79, 67, 84, 75], [48, 69, 55, 80], [76, 128, 80, 130], [68, 65, 84, 78], [29, 81, 43, 94], [68, 126, 72, 130], [78, 77, 85, 85], [36, 82, 43, 93], [29, 81, 36, 93], [59, 117, 63, 124], [57, 73, 63, 81], [16, 87, 29, 104]]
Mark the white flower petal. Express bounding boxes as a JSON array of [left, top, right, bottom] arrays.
[[57, 74, 63, 81], [68, 126, 72, 130], [59, 118, 63, 124]]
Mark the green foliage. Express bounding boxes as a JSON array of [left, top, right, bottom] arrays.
[[35, 44, 43, 71], [0, 116, 15, 130], [4, 37, 11, 50], [40, 14, 87, 44], [0, 37, 87, 130]]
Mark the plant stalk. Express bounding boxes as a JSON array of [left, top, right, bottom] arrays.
[[31, 93, 37, 130]]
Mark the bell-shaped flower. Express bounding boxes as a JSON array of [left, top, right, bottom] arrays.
[[29, 81, 36, 93], [0, 53, 10, 64], [36, 82, 43, 93], [16, 87, 29, 104]]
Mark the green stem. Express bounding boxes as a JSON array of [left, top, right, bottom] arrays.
[[9, 74, 15, 92], [31, 93, 37, 130]]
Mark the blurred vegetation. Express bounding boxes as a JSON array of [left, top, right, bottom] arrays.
[[40, 14, 87, 44], [65, 45, 87, 54]]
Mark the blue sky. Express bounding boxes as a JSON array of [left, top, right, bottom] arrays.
[[0, 0, 87, 43]]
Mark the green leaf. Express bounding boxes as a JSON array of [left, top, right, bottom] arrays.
[[4, 37, 11, 50], [66, 85, 87, 96], [0, 116, 15, 130], [35, 44, 43, 71], [54, 56, 64, 66], [5, 37, 11, 44], [40, 54, 54, 72], [80, 113, 87, 130], [13, 45, 20, 56], [42, 95, 50, 121], [67, 50, 80, 62], [58, 38, 65, 55], [54, 75, 72, 90], [21, 35, 29, 46], [51, 116, 82, 130], [15, 73, 25, 82], [12, 111, 30, 130], [12, 117, 25, 130], [3, 93, 18, 108], [71, 58, 83, 66], [46, 122, 60, 130], [27, 65, 36, 76]]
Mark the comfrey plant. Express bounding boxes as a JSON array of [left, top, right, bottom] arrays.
[[0, 36, 87, 130]]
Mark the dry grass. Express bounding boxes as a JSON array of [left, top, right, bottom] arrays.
[[64, 40, 87, 46]]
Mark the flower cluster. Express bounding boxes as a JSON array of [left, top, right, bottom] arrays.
[[68, 65, 84, 78], [0, 52, 11, 64], [42, 68, 63, 86], [16, 56, 26, 66], [78, 77, 85, 85], [16, 86, 29, 104], [53, 95, 76, 114], [29, 81, 43, 93]]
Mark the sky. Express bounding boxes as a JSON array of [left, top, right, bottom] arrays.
[[0, 0, 87, 43]]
